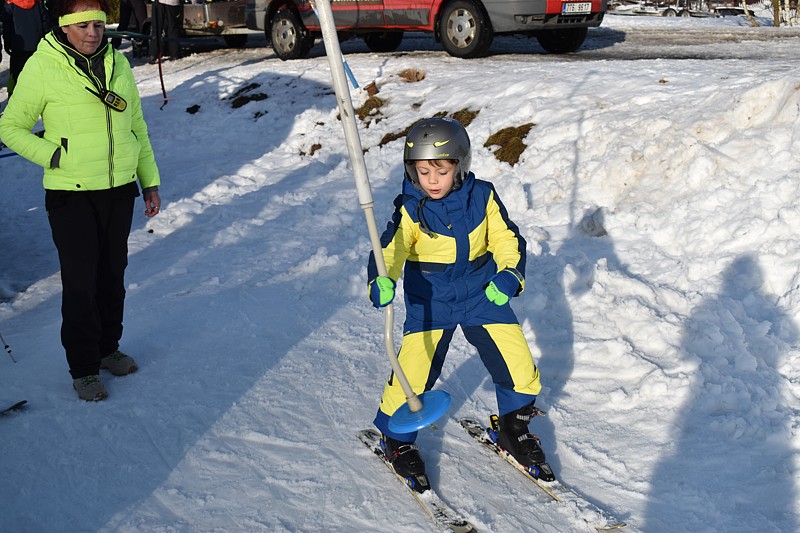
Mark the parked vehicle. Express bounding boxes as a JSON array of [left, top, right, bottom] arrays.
[[133, 0, 258, 50], [609, 0, 755, 18], [244, 0, 607, 60], [610, 1, 679, 16]]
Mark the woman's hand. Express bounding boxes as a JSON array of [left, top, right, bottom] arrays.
[[143, 189, 161, 217]]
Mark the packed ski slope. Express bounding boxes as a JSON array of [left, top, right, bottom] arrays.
[[1, 13, 800, 533]]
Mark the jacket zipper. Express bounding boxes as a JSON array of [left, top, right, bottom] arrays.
[[105, 106, 114, 187], [81, 46, 116, 188], [86, 62, 115, 188]]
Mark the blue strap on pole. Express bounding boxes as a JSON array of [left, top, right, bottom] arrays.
[[342, 60, 359, 90]]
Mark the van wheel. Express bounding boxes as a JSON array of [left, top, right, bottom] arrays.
[[536, 27, 587, 54], [440, 0, 493, 58], [270, 9, 312, 60], [363, 32, 404, 53]]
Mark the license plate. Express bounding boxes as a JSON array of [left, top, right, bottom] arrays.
[[562, 2, 591, 14]]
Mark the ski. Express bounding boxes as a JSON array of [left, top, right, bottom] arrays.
[[459, 417, 626, 531], [357, 429, 477, 533], [1, 400, 28, 415]]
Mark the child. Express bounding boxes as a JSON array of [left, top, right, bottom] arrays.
[[367, 117, 546, 493]]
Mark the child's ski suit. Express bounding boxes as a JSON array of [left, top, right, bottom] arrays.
[[368, 172, 542, 441]]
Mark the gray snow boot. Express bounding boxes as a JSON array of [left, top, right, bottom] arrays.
[[73, 375, 108, 401], [496, 402, 546, 467], [100, 350, 138, 376]]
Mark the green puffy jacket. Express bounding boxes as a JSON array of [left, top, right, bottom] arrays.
[[0, 31, 160, 191]]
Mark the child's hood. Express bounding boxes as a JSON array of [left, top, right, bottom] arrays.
[[399, 172, 477, 235], [400, 171, 476, 205]]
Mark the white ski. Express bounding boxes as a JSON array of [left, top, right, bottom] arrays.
[[357, 429, 477, 533], [459, 417, 626, 531]]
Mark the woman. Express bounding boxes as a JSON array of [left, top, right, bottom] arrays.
[[0, 0, 162, 401]]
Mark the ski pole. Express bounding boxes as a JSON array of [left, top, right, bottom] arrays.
[[150, 3, 170, 108], [315, 0, 450, 432], [0, 330, 16, 363]]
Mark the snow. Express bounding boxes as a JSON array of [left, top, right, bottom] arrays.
[[2, 12, 800, 532]]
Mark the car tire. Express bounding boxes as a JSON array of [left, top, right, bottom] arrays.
[[363, 31, 404, 53], [536, 27, 588, 54], [440, 0, 493, 58], [662, 8, 677, 16], [270, 9, 313, 60]]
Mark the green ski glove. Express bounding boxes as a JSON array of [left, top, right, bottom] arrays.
[[485, 270, 521, 306], [369, 276, 396, 308]]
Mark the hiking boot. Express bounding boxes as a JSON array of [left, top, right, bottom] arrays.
[[381, 435, 430, 493], [496, 402, 546, 467], [73, 375, 108, 401], [100, 350, 138, 376]]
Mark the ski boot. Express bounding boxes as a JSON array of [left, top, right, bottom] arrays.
[[381, 435, 430, 493], [494, 402, 554, 481]]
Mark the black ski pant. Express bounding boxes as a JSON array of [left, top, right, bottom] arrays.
[[46, 183, 138, 379], [111, 0, 148, 48], [150, 3, 183, 60]]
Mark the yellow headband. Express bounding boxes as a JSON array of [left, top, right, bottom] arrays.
[[59, 10, 107, 27]]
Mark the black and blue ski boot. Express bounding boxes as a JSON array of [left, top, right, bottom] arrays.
[[495, 402, 547, 467], [381, 435, 430, 493]]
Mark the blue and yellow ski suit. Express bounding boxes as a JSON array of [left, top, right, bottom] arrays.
[[368, 172, 542, 441]]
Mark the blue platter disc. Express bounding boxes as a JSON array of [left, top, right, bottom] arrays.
[[388, 390, 451, 433]]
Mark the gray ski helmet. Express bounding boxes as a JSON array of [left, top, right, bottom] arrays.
[[403, 117, 471, 190]]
